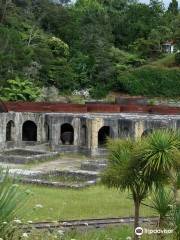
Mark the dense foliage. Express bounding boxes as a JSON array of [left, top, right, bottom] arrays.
[[0, 0, 179, 99], [117, 66, 180, 97]]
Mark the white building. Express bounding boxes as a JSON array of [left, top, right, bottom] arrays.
[[162, 41, 175, 53]]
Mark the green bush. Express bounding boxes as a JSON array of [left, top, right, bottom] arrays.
[[0, 77, 41, 101], [89, 85, 109, 99], [175, 52, 180, 65], [117, 66, 180, 97]]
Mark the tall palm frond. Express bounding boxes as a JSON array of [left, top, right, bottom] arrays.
[[139, 130, 180, 176], [0, 168, 31, 236], [150, 187, 174, 227]]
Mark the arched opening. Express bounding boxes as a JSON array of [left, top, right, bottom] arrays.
[[81, 125, 87, 146], [141, 128, 153, 138], [98, 126, 110, 147], [6, 120, 15, 141], [22, 121, 37, 141], [44, 122, 50, 142], [61, 123, 74, 145]]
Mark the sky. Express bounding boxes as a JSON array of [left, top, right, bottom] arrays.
[[139, 0, 171, 7]]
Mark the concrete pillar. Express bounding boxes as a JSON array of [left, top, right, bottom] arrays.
[[73, 118, 80, 146], [134, 120, 144, 139], [90, 118, 104, 155], [87, 119, 92, 149], [0, 114, 6, 149]]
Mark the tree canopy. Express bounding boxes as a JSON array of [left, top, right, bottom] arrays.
[[0, 0, 179, 100]]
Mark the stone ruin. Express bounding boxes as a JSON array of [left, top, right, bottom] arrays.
[[0, 100, 180, 159]]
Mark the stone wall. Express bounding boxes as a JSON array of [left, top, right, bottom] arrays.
[[45, 113, 180, 156], [0, 112, 45, 150], [0, 112, 180, 156]]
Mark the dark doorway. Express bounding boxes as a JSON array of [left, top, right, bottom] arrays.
[[98, 126, 110, 147], [61, 123, 74, 145], [141, 128, 153, 138], [22, 121, 37, 141], [6, 120, 15, 141], [81, 125, 87, 146]]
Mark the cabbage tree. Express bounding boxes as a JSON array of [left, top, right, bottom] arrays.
[[102, 130, 180, 240]]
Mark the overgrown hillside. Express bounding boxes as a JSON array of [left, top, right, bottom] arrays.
[[115, 54, 180, 97], [0, 0, 179, 101]]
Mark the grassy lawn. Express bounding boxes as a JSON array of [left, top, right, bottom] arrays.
[[21, 226, 174, 240], [19, 184, 154, 222], [150, 54, 176, 67], [27, 226, 133, 240], [57, 227, 173, 240]]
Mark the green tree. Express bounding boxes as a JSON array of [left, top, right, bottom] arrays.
[[0, 26, 33, 86], [74, 0, 114, 95], [102, 138, 152, 240], [102, 130, 180, 240], [168, 0, 179, 15]]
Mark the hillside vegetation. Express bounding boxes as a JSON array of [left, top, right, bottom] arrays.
[[0, 0, 179, 100]]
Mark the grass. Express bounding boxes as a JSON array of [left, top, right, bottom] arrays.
[[20, 226, 174, 240], [150, 54, 176, 68], [59, 152, 88, 160], [59, 227, 174, 240], [19, 185, 154, 222], [27, 226, 133, 240]]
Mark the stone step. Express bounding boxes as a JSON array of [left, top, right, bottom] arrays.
[[81, 160, 107, 172], [25, 143, 50, 151], [45, 169, 99, 180]]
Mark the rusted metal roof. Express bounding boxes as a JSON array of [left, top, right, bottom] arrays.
[[0, 100, 8, 112], [1, 101, 180, 115]]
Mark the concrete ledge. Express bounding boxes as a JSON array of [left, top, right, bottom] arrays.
[[0, 148, 59, 164], [10, 169, 99, 189], [20, 178, 98, 189]]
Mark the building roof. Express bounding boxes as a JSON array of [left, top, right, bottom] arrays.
[[162, 40, 174, 45]]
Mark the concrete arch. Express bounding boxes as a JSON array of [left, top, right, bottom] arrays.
[[6, 120, 15, 141], [22, 120, 37, 141], [98, 126, 111, 147], [60, 123, 74, 145]]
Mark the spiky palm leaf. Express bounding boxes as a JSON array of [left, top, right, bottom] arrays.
[[139, 130, 180, 177], [149, 187, 174, 226], [0, 168, 30, 237]]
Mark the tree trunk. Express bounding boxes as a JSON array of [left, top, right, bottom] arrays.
[[158, 216, 165, 240], [134, 200, 140, 240]]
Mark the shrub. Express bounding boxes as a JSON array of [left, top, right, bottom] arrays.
[[175, 52, 180, 65], [89, 85, 109, 99], [0, 77, 41, 101], [116, 66, 180, 97]]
